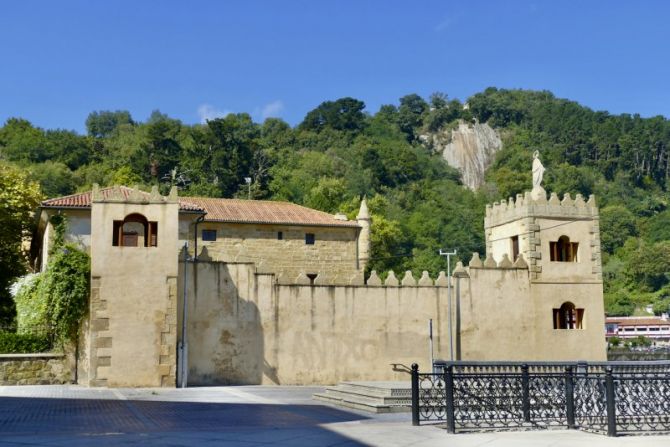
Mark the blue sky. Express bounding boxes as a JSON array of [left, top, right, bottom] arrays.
[[2, 1, 669, 133]]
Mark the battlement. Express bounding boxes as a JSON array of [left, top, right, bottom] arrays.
[[485, 191, 598, 229], [269, 255, 528, 288]]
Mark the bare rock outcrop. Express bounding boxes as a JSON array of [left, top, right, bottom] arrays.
[[422, 121, 502, 190]]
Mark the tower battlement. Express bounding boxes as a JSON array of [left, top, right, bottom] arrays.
[[485, 191, 598, 229]]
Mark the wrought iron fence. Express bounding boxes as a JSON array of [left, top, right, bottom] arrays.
[[411, 361, 670, 436]]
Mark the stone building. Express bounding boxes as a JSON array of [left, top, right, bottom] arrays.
[[37, 187, 368, 280], [33, 157, 606, 387]]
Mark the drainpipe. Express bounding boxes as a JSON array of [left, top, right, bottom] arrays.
[[193, 214, 205, 261], [179, 241, 189, 388]]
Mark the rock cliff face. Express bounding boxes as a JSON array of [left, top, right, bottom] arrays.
[[422, 121, 502, 190]]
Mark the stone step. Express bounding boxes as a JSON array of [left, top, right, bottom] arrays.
[[313, 392, 410, 414], [312, 381, 412, 414], [336, 381, 411, 398], [319, 388, 410, 406]]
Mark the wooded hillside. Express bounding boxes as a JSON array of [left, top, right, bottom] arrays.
[[1, 88, 669, 319]]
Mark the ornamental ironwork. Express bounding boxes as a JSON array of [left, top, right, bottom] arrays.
[[410, 361, 670, 437]]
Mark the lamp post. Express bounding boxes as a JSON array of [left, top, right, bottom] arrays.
[[439, 249, 457, 362]]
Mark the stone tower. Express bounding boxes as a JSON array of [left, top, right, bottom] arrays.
[[468, 153, 607, 361], [356, 197, 371, 271], [84, 185, 179, 387]]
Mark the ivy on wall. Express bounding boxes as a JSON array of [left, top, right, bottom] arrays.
[[11, 216, 90, 350]]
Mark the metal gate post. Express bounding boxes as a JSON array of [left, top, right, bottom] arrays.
[[444, 364, 456, 433], [565, 365, 575, 429], [521, 364, 531, 423], [605, 367, 617, 437], [411, 363, 420, 426]]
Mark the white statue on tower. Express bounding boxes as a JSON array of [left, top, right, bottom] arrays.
[[531, 150, 546, 200]]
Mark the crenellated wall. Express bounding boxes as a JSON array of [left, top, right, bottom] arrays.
[[179, 261, 454, 385], [178, 248, 605, 386]]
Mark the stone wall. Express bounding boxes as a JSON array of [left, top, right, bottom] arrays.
[[191, 222, 361, 279], [179, 261, 451, 385], [179, 255, 607, 386], [0, 354, 72, 385]]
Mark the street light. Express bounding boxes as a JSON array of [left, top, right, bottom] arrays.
[[439, 249, 457, 362]]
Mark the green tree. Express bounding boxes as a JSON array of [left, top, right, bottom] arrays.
[[28, 161, 79, 197], [85, 110, 134, 138], [304, 178, 347, 213], [0, 118, 49, 163], [642, 210, 670, 243], [625, 240, 670, 292], [397, 94, 428, 141], [299, 97, 367, 133], [0, 162, 42, 324], [600, 206, 638, 254]]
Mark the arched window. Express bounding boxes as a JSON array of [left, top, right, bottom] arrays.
[[553, 302, 584, 329], [112, 213, 158, 247], [550, 235, 578, 262]]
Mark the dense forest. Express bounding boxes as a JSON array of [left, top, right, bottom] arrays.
[[1, 88, 670, 321]]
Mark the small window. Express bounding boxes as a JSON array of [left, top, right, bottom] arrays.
[[650, 327, 660, 331], [510, 236, 519, 261], [636, 327, 647, 332], [112, 213, 156, 247], [550, 236, 579, 262], [552, 302, 584, 329], [202, 229, 217, 241], [624, 327, 635, 332], [305, 233, 315, 245], [277, 231, 283, 240]]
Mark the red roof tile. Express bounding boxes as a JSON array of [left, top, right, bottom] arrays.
[[182, 197, 359, 227], [606, 317, 670, 326], [41, 187, 202, 212], [41, 188, 359, 228]]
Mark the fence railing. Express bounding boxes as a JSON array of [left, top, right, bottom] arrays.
[[411, 361, 670, 436]]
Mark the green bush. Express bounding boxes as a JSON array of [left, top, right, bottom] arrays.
[[0, 332, 51, 353], [11, 242, 89, 348]]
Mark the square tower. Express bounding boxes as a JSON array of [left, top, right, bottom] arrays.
[[485, 190, 602, 282], [85, 185, 180, 387], [481, 188, 606, 359]]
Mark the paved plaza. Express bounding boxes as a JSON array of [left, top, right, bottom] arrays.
[[0, 385, 668, 446]]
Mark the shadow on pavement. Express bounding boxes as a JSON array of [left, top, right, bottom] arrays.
[[0, 396, 371, 445]]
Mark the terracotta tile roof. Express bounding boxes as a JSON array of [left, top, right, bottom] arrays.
[[606, 317, 670, 326], [183, 197, 360, 228], [41, 187, 203, 212], [41, 188, 359, 228]]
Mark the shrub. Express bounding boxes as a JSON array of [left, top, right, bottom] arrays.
[[0, 332, 51, 353]]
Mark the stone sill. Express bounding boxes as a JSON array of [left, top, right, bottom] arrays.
[[0, 353, 64, 359]]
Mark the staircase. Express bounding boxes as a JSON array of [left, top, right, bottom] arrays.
[[312, 381, 411, 413]]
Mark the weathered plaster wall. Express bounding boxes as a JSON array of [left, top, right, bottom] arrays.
[[0, 354, 72, 385], [181, 256, 606, 386], [531, 281, 607, 361], [459, 267, 534, 360], [190, 222, 361, 279], [89, 193, 179, 387], [180, 261, 450, 385], [458, 266, 606, 362]]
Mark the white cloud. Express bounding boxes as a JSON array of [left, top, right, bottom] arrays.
[[197, 104, 232, 123], [260, 100, 284, 119]]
